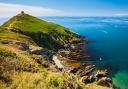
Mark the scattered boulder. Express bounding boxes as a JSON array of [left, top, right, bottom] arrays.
[[82, 75, 95, 84], [15, 41, 29, 50], [70, 68, 78, 74], [1, 40, 53, 60], [0, 40, 29, 50], [29, 46, 44, 55]]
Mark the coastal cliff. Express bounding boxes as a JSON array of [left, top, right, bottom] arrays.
[[2, 12, 83, 50], [0, 12, 114, 89]]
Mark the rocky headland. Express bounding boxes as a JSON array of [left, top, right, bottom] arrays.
[[0, 12, 116, 89]]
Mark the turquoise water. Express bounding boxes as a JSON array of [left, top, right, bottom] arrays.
[[1, 17, 128, 89], [42, 17, 128, 89]]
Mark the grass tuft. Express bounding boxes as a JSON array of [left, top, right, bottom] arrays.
[[47, 73, 64, 88]]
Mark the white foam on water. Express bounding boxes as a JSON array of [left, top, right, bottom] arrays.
[[100, 30, 108, 34]]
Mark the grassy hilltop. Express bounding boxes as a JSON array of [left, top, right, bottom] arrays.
[[1, 12, 80, 50]]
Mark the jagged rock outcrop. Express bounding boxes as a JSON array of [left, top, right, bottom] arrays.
[[29, 46, 44, 55], [97, 77, 112, 87], [95, 69, 108, 78], [0, 40, 29, 50]]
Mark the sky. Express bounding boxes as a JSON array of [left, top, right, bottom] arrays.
[[0, 0, 128, 17]]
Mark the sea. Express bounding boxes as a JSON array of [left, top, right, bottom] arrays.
[[0, 16, 128, 89]]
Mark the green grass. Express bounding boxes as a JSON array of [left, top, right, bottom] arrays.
[[0, 26, 2, 30], [2, 13, 72, 35], [0, 48, 17, 58], [47, 73, 64, 88], [0, 30, 37, 45], [1, 13, 81, 49]]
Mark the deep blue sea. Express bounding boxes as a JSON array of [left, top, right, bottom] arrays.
[[1, 16, 128, 89]]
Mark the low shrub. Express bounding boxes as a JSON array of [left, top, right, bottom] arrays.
[[41, 60, 48, 67], [47, 73, 64, 88], [0, 48, 16, 58], [82, 76, 91, 84], [0, 73, 12, 85]]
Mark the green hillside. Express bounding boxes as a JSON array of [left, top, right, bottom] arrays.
[[0, 13, 84, 89], [2, 12, 80, 50], [0, 30, 37, 45]]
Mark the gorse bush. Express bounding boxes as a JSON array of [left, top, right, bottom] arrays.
[[41, 60, 48, 67], [0, 56, 37, 74], [47, 73, 64, 88], [0, 72, 12, 85], [0, 48, 16, 58]]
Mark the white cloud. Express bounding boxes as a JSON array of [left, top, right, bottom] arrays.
[[115, 13, 128, 16], [0, 3, 63, 18]]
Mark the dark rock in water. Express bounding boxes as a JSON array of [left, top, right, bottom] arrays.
[[95, 69, 108, 78], [113, 85, 120, 89], [97, 77, 112, 88]]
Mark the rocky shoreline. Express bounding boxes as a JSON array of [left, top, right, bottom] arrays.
[[0, 33, 115, 88], [51, 35, 114, 88]]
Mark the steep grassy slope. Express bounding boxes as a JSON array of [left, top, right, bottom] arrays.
[[0, 26, 2, 30], [2, 13, 80, 50], [0, 30, 37, 45]]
